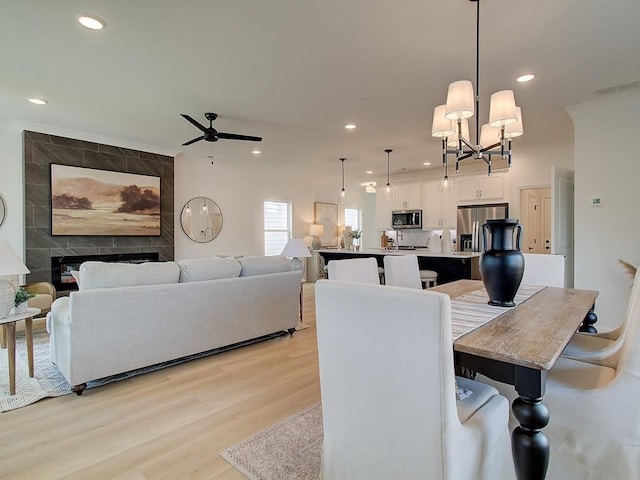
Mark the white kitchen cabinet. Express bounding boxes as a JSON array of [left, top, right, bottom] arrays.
[[421, 180, 457, 229], [392, 183, 421, 210], [376, 191, 394, 229], [457, 173, 505, 202]]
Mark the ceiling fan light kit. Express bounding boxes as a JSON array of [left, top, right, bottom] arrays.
[[431, 0, 524, 179]]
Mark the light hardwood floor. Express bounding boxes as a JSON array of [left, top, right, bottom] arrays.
[[1, 283, 321, 479]]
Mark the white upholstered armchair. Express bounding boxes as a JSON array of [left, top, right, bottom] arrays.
[[315, 280, 513, 480]]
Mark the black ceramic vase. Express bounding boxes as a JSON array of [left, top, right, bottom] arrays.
[[480, 218, 524, 307]]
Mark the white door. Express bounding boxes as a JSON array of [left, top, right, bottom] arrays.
[[552, 166, 575, 287]]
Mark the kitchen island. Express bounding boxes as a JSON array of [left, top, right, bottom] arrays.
[[316, 248, 481, 284]]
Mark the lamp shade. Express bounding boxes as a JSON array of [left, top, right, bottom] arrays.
[[431, 105, 455, 138], [281, 238, 312, 258], [504, 106, 524, 138], [0, 240, 30, 275], [445, 80, 475, 120], [488, 90, 518, 127], [309, 224, 325, 237], [480, 124, 501, 148]]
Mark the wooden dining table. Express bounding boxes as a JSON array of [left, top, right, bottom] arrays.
[[432, 280, 599, 480]]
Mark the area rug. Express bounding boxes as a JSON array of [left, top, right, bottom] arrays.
[[1, 328, 289, 413], [220, 402, 323, 480]]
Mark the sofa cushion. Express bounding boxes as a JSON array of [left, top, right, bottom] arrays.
[[78, 261, 180, 290], [238, 255, 292, 276], [178, 257, 241, 283]]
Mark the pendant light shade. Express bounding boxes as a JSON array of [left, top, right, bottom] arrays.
[[200, 198, 209, 216], [479, 124, 501, 148], [488, 90, 518, 127], [445, 80, 475, 120]]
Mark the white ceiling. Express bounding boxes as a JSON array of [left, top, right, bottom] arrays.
[[2, 0, 640, 185]]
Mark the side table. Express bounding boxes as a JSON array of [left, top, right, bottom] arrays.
[[0, 307, 41, 395]]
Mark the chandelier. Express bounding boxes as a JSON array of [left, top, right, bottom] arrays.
[[431, 0, 523, 177]]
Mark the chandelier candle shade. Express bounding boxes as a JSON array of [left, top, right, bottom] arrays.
[[309, 224, 325, 251], [281, 238, 312, 272], [431, 0, 523, 178], [0, 240, 31, 319]]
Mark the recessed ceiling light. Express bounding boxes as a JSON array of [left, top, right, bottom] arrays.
[[516, 73, 535, 83], [344, 124, 356, 130], [251, 149, 261, 155], [28, 98, 47, 105], [366, 170, 373, 174], [423, 162, 432, 166], [78, 14, 106, 30]]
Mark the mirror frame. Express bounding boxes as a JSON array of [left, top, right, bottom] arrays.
[[180, 197, 223, 243], [0, 195, 5, 226]]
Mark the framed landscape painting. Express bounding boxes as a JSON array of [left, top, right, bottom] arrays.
[[50, 164, 161, 236], [314, 202, 338, 247]]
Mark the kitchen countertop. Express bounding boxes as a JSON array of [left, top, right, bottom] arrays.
[[316, 248, 481, 259]]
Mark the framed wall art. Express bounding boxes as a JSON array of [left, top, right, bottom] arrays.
[[314, 202, 338, 247], [50, 164, 161, 236]]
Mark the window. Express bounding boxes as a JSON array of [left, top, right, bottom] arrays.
[[344, 208, 360, 231], [264, 201, 291, 256]]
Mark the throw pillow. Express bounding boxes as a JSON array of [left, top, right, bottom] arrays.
[[178, 257, 241, 282], [238, 256, 292, 276]]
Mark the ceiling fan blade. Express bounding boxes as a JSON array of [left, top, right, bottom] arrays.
[[217, 132, 263, 142], [182, 135, 205, 146], [180, 114, 209, 133]]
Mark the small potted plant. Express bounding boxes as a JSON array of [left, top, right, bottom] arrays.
[[349, 230, 362, 251], [14, 287, 36, 314]]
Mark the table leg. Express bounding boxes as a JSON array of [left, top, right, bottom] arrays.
[[512, 367, 550, 480], [25, 317, 34, 377], [579, 303, 598, 333], [5, 322, 16, 395]]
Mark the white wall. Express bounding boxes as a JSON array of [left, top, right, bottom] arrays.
[[0, 121, 26, 256], [569, 91, 640, 329], [174, 152, 353, 260]]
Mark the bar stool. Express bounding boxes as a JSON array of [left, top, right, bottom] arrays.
[[419, 269, 438, 288]]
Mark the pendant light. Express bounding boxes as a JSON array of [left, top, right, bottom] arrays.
[[431, 0, 523, 178], [385, 149, 393, 201], [339, 157, 349, 205]]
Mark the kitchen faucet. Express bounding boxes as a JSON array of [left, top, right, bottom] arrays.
[[394, 227, 403, 252]]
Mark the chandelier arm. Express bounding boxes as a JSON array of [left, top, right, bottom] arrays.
[[479, 141, 502, 153], [457, 152, 474, 162]]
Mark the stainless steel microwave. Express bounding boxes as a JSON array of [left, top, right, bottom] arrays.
[[392, 209, 422, 229]]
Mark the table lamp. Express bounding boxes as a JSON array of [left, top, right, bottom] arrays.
[[281, 238, 311, 272], [308, 224, 324, 250], [0, 240, 30, 319]]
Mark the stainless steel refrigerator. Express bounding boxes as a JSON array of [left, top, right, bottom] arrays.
[[457, 203, 509, 252]]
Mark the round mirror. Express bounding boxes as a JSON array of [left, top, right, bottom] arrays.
[[0, 196, 5, 226], [180, 197, 223, 243]]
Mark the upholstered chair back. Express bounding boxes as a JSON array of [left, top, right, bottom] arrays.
[[315, 280, 511, 479], [326, 257, 380, 284], [521, 253, 565, 287], [616, 268, 640, 377], [383, 254, 422, 289]]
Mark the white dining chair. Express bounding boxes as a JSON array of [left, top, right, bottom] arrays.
[[383, 254, 422, 289], [478, 273, 640, 479], [315, 280, 513, 480], [561, 267, 640, 368], [521, 253, 565, 287], [326, 257, 380, 284]]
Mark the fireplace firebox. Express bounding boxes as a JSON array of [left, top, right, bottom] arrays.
[[51, 252, 160, 291]]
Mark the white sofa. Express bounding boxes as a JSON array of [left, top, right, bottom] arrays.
[[47, 256, 302, 394]]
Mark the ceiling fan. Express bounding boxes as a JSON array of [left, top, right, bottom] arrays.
[[180, 112, 262, 146]]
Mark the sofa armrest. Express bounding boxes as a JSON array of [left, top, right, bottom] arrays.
[[47, 296, 71, 332]]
